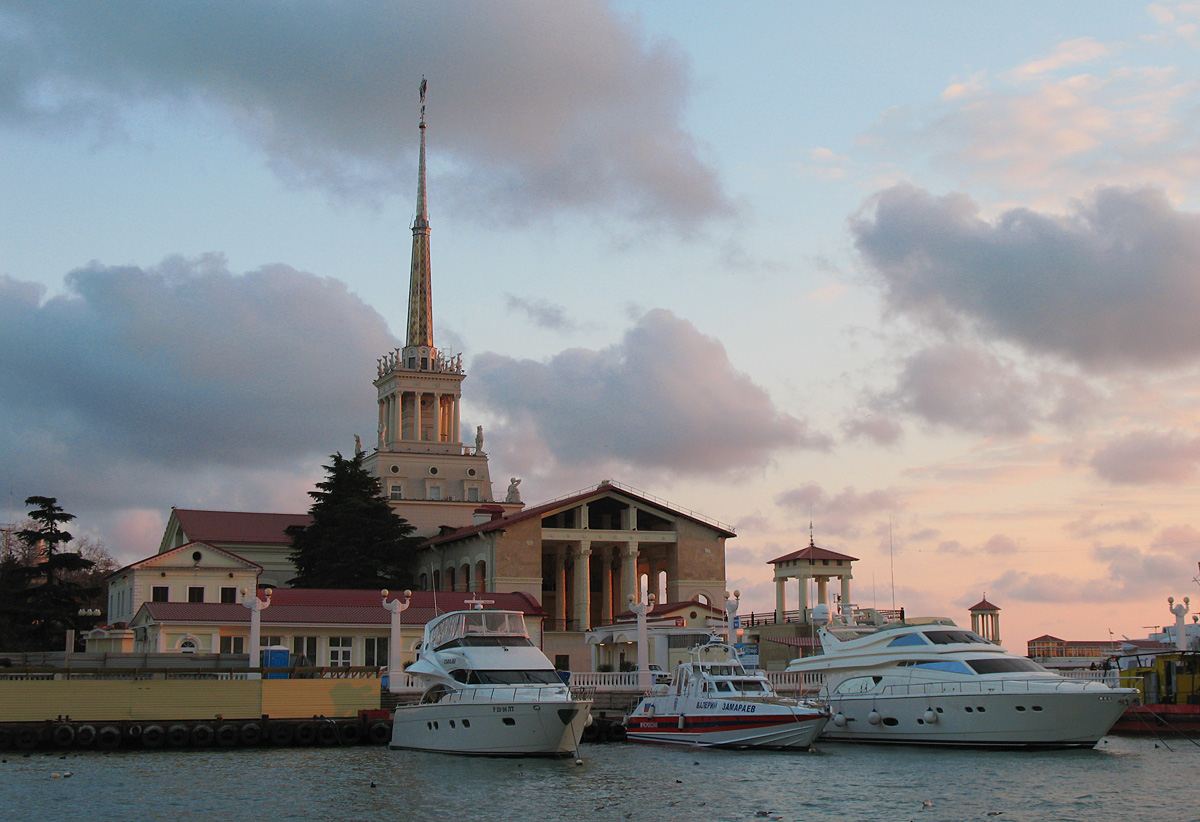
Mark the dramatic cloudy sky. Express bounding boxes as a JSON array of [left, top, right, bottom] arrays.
[[4, 0, 1200, 646]]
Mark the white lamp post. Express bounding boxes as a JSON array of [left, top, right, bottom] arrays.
[[241, 586, 272, 678], [725, 589, 741, 653], [628, 592, 655, 692], [382, 589, 412, 693]]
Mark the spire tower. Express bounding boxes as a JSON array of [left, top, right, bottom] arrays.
[[363, 78, 509, 537], [406, 76, 433, 353]]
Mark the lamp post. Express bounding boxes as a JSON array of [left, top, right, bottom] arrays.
[[628, 592, 655, 692], [241, 586, 273, 678], [382, 589, 412, 693], [73, 608, 101, 653], [725, 589, 741, 649]]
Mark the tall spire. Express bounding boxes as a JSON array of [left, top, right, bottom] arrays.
[[406, 76, 434, 351]]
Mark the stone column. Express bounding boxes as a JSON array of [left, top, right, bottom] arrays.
[[452, 395, 460, 446], [414, 392, 423, 441], [775, 576, 786, 622], [816, 576, 828, 609], [600, 546, 613, 625], [620, 543, 639, 607], [840, 575, 852, 611], [555, 548, 568, 630], [433, 392, 443, 442], [799, 573, 809, 613], [573, 541, 592, 631]]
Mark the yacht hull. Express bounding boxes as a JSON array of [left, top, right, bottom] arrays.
[[389, 699, 591, 756], [625, 698, 827, 749], [821, 689, 1130, 748]]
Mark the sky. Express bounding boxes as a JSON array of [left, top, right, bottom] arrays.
[[3, 1, 1200, 648]]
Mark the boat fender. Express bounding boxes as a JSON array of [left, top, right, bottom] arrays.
[[216, 724, 239, 747], [867, 710, 881, 726], [923, 709, 938, 724], [339, 722, 362, 745], [15, 727, 41, 750], [269, 722, 296, 746], [96, 725, 122, 750], [607, 722, 627, 742], [74, 725, 97, 747], [52, 724, 76, 748], [584, 713, 594, 727], [294, 722, 316, 745], [126, 724, 142, 739], [832, 713, 847, 728], [367, 721, 391, 745], [166, 724, 190, 747], [190, 724, 215, 747], [677, 715, 686, 730], [240, 722, 263, 746], [141, 725, 166, 748], [316, 721, 339, 746]]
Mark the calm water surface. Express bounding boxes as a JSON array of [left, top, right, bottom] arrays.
[[1, 736, 1195, 822]]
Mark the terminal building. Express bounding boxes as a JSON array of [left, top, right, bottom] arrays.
[[93, 90, 733, 668]]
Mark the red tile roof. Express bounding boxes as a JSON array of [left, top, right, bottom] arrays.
[[969, 597, 1001, 612], [768, 540, 857, 564], [424, 482, 736, 547], [109, 541, 263, 578], [173, 509, 311, 545]]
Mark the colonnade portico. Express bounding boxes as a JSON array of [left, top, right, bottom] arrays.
[[378, 384, 461, 447]]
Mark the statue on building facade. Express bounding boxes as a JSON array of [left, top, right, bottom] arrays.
[[475, 425, 485, 454], [505, 477, 522, 504]]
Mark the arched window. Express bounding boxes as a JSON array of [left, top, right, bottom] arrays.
[[460, 563, 470, 593], [177, 636, 199, 654], [433, 570, 441, 591], [474, 560, 486, 592], [446, 567, 456, 592]]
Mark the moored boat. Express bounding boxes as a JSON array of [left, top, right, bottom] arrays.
[[390, 607, 591, 756], [624, 638, 828, 749], [785, 608, 1137, 748]]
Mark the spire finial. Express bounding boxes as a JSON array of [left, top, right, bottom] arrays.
[[809, 521, 815, 547]]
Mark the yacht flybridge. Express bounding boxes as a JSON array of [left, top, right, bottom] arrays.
[[390, 607, 591, 757], [785, 609, 1137, 748]]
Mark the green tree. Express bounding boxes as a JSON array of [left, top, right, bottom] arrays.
[[287, 451, 422, 588], [1, 496, 106, 651]]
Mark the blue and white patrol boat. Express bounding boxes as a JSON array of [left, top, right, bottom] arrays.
[[624, 639, 828, 749]]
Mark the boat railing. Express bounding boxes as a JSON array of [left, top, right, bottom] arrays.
[[874, 678, 1134, 697], [427, 684, 573, 705], [765, 670, 826, 695], [567, 671, 641, 689]]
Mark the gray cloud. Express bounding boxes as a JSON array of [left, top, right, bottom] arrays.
[[987, 535, 1198, 604], [0, 1, 727, 227], [0, 256, 390, 548], [853, 183, 1200, 371], [774, 483, 902, 537], [504, 294, 579, 332], [469, 309, 828, 475], [1090, 430, 1200, 484], [841, 413, 903, 446]]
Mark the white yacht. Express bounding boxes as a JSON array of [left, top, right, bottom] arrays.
[[625, 639, 828, 749], [785, 609, 1138, 748], [390, 608, 592, 756]]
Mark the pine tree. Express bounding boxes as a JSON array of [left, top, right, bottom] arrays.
[[5, 496, 100, 651], [287, 451, 422, 588]]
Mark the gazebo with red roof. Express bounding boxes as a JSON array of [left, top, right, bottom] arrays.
[[767, 526, 857, 622], [969, 594, 1001, 644]]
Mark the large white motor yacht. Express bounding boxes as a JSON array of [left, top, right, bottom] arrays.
[[785, 609, 1137, 748], [390, 608, 591, 756], [625, 639, 828, 749]]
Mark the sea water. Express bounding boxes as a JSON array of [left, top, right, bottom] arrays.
[[0, 736, 1195, 822]]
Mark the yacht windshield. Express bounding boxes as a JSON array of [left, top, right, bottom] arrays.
[[923, 630, 990, 645], [887, 633, 930, 647], [899, 660, 974, 675], [966, 658, 1049, 674], [462, 669, 562, 685]]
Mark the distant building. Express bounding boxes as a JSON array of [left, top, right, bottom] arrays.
[[159, 509, 309, 588], [1027, 635, 1122, 669]]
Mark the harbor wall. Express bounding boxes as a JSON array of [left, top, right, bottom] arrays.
[[0, 677, 381, 723]]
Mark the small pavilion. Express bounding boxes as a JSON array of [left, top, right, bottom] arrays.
[[969, 595, 1001, 643], [767, 528, 857, 622]]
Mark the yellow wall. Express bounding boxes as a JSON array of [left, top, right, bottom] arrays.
[[0, 678, 380, 722]]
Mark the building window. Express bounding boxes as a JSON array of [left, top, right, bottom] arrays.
[[188, 586, 205, 603], [219, 636, 245, 654], [390, 484, 403, 500], [220, 586, 238, 604], [364, 636, 388, 668], [151, 586, 169, 603], [329, 637, 353, 667], [261, 635, 283, 649], [293, 636, 317, 664], [179, 638, 198, 653], [467, 487, 480, 502], [429, 485, 442, 500]]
